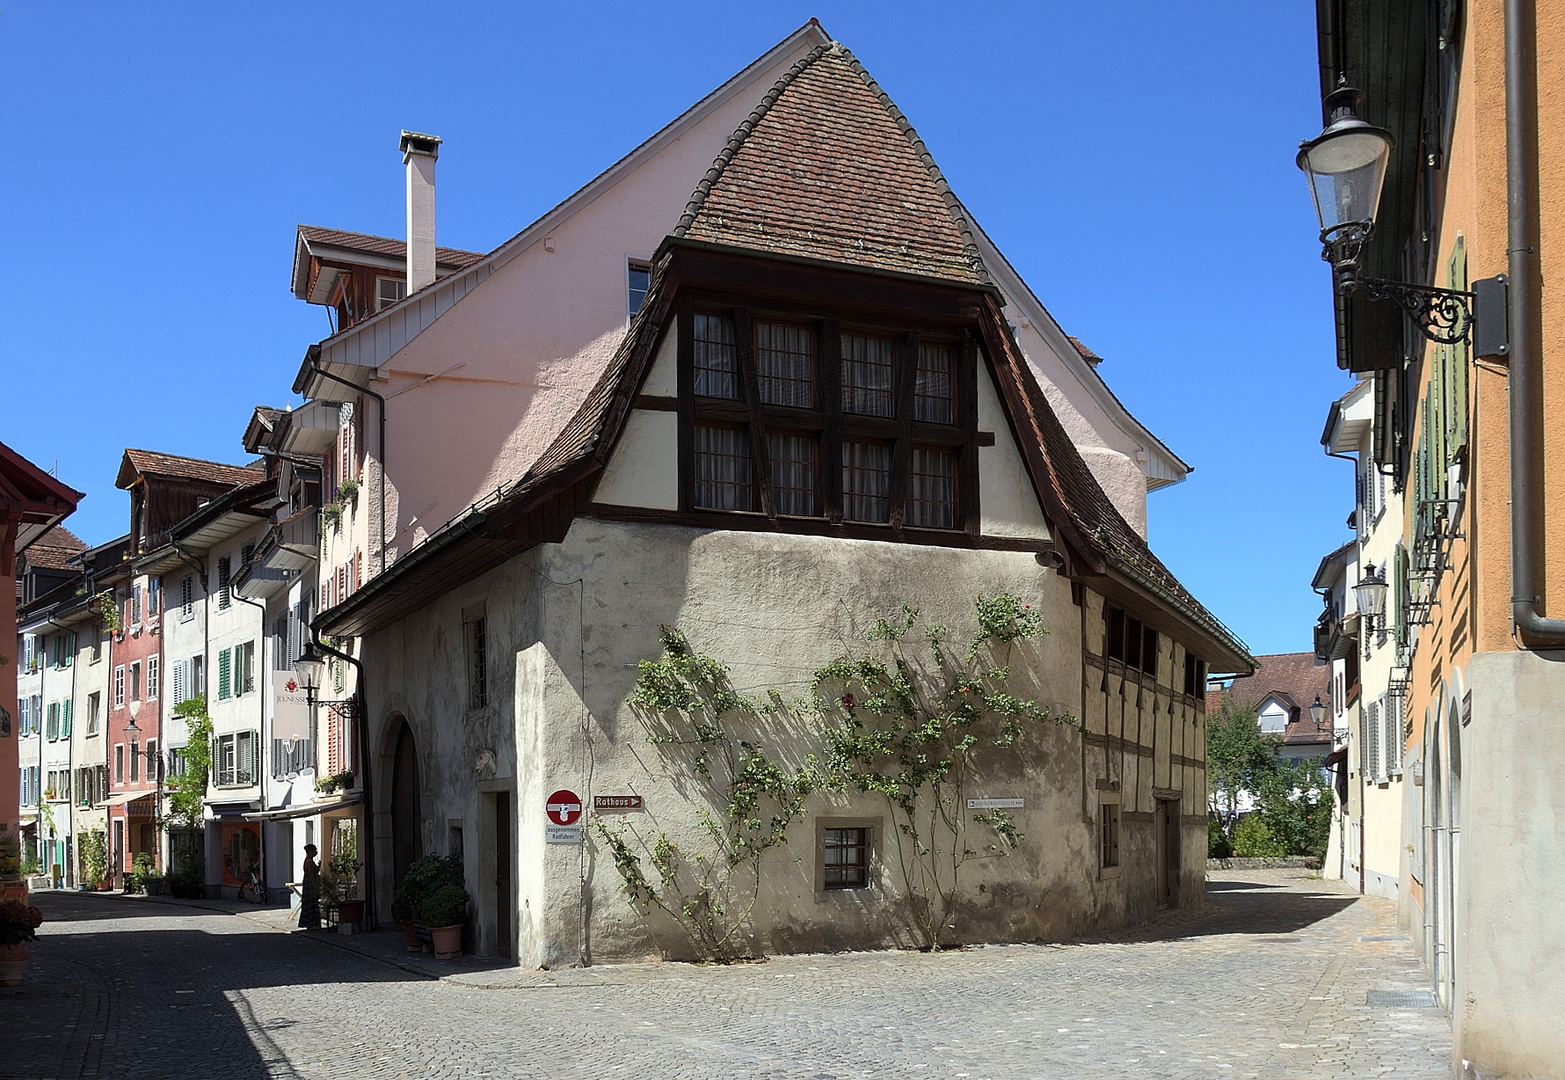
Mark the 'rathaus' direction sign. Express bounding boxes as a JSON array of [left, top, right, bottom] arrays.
[[546, 789, 584, 844], [966, 798, 1025, 810]]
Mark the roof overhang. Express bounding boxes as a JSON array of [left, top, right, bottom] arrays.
[[293, 342, 373, 401], [1322, 380, 1372, 454], [244, 793, 361, 822], [0, 440, 84, 554], [278, 398, 340, 456]]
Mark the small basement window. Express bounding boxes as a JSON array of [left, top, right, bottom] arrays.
[[823, 827, 870, 890]]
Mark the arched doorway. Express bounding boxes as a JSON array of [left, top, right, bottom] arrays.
[[390, 720, 422, 886]]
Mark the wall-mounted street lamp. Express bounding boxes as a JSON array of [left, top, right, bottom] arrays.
[[1298, 83, 1504, 348], [1354, 563, 1390, 630], [294, 642, 326, 709], [1310, 695, 1327, 727]]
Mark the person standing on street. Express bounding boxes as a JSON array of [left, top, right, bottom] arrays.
[[298, 844, 321, 930]]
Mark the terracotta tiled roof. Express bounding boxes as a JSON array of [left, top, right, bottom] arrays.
[[296, 225, 485, 271], [20, 525, 86, 570], [676, 42, 986, 285], [1209, 652, 1332, 744], [1067, 337, 1103, 365], [118, 449, 264, 490]]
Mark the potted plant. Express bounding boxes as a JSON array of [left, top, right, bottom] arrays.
[[392, 854, 463, 951], [78, 830, 108, 892], [324, 842, 364, 929], [420, 884, 468, 959], [0, 899, 43, 985]]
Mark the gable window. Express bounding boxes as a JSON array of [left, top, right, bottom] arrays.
[[841, 334, 895, 417], [684, 308, 971, 533], [693, 314, 739, 398], [843, 442, 892, 522], [376, 276, 407, 311], [755, 321, 814, 406], [693, 426, 751, 511], [627, 260, 651, 317]]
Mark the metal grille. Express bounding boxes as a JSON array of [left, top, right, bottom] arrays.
[[841, 334, 895, 416], [694, 425, 752, 510], [1367, 990, 1438, 1008], [823, 827, 869, 889], [693, 314, 738, 399], [755, 322, 814, 407], [915, 344, 953, 423], [842, 441, 891, 523], [769, 433, 815, 517], [906, 448, 955, 529]]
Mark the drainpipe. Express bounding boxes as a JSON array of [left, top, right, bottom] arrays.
[[312, 632, 376, 929], [308, 358, 388, 577], [1506, 0, 1565, 642]]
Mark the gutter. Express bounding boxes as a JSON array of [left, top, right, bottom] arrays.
[[1505, 0, 1565, 642]]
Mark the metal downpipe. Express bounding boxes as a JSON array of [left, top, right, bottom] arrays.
[[1507, 0, 1565, 641]]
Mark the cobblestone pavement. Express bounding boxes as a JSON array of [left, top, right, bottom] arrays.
[[0, 870, 1451, 1079]]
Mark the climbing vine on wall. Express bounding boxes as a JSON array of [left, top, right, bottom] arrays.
[[814, 593, 1067, 950], [602, 594, 1072, 958], [596, 627, 816, 962]]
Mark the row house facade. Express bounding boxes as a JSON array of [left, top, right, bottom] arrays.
[[1301, 1, 1565, 1073]]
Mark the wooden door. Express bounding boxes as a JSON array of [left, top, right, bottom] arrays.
[[1155, 799, 1180, 908], [390, 722, 421, 886]]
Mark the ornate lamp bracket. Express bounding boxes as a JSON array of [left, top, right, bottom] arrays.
[[1355, 278, 1475, 344]]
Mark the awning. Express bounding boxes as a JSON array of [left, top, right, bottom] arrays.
[[1323, 746, 1348, 768], [243, 794, 361, 823], [95, 792, 155, 809]]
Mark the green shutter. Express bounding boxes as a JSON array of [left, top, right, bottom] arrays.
[[1448, 237, 1469, 456], [218, 648, 232, 701], [62, 700, 71, 739], [1394, 543, 1408, 648]]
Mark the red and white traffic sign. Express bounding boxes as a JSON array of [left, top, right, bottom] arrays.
[[546, 790, 583, 826]]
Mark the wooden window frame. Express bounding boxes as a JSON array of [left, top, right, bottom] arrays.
[[678, 301, 975, 534]]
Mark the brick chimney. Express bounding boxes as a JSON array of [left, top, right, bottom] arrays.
[[400, 130, 442, 292]]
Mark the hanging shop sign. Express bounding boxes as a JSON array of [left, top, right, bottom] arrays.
[[545, 788, 583, 844], [272, 672, 310, 743]]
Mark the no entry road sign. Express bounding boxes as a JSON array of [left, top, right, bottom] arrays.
[[546, 790, 583, 826]]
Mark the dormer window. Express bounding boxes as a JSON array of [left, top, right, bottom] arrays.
[[376, 276, 407, 311], [682, 306, 971, 531]]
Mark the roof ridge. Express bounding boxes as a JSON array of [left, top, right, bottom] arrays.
[[835, 44, 988, 284], [676, 43, 830, 237]]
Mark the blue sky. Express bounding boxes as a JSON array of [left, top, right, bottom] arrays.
[[0, 2, 1354, 657]]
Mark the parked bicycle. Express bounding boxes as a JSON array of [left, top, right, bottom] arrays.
[[238, 869, 268, 905]]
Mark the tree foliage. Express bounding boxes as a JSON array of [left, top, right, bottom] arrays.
[[164, 696, 212, 833], [1207, 692, 1335, 858]]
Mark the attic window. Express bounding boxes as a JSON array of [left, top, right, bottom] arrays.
[[376, 277, 407, 311], [683, 307, 972, 534]]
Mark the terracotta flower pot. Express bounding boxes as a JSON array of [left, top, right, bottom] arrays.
[[0, 942, 29, 986], [429, 924, 462, 959], [337, 899, 365, 926], [402, 920, 421, 951]]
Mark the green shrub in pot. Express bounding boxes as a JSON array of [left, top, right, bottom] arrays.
[[392, 854, 463, 922], [420, 884, 469, 929]]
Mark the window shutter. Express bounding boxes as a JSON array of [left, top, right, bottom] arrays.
[[62, 700, 71, 739], [218, 649, 232, 700], [172, 660, 186, 706]]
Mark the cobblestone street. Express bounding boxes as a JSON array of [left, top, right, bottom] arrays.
[[0, 870, 1450, 1079]]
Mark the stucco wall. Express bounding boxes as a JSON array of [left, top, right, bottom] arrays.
[[1455, 650, 1565, 1078], [361, 517, 1210, 967]]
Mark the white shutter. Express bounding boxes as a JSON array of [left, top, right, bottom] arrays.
[[1365, 701, 1380, 780], [172, 660, 187, 706]]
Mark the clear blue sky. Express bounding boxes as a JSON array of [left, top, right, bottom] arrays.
[[0, 2, 1355, 657]]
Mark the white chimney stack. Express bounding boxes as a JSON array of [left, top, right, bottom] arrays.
[[400, 130, 442, 292]]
